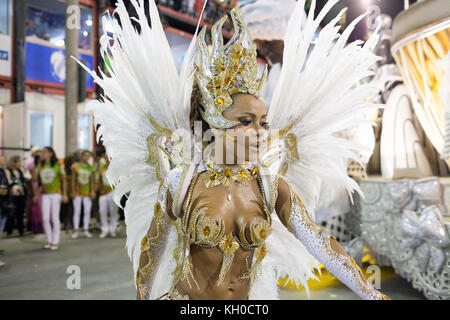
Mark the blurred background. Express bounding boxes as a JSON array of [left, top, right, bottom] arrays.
[[0, 0, 418, 161], [0, 0, 449, 300]]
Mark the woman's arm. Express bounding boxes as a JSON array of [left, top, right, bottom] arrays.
[[90, 168, 96, 199], [31, 167, 40, 202], [5, 170, 13, 188], [71, 165, 76, 198], [94, 169, 100, 194], [136, 181, 174, 300], [60, 168, 68, 202], [275, 176, 389, 300]]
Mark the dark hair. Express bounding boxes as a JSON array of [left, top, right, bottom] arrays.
[[41, 147, 58, 167], [33, 154, 40, 166], [64, 155, 74, 176], [95, 145, 106, 158], [189, 82, 211, 136], [72, 150, 81, 163]]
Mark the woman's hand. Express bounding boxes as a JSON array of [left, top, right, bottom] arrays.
[[33, 195, 38, 204], [62, 195, 69, 203]]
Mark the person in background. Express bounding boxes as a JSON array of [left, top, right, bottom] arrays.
[[71, 150, 95, 239], [5, 156, 27, 237], [35, 147, 68, 250], [0, 155, 9, 267], [90, 148, 102, 231], [96, 151, 118, 238], [61, 155, 75, 231], [25, 146, 43, 234], [73, 149, 81, 163]]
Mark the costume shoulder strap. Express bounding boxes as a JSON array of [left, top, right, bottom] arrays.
[[257, 163, 279, 213]]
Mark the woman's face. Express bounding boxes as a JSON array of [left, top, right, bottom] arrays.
[[15, 159, 22, 169], [81, 152, 91, 163], [41, 148, 51, 162], [220, 93, 269, 162]]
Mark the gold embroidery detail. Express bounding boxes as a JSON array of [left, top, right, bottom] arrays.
[[251, 219, 271, 243], [201, 31, 263, 114], [195, 8, 268, 129], [201, 170, 221, 188], [201, 164, 256, 188], [238, 219, 271, 249], [172, 224, 184, 280], [235, 168, 252, 185], [145, 114, 184, 182], [135, 197, 171, 296], [286, 133, 300, 161], [217, 234, 240, 286], [218, 168, 235, 186], [219, 233, 240, 255], [257, 166, 277, 213], [241, 242, 267, 279], [180, 248, 199, 290], [194, 212, 225, 246], [172, 163, 275, 291]]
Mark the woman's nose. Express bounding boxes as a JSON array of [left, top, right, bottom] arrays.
[[251, 121, 262, 132], [254, 124, 267, 139]]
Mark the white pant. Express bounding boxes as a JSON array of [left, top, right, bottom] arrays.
[[73, 196, 92, 231], [41, 193, 61, 244], [99, 192, 118, 233]]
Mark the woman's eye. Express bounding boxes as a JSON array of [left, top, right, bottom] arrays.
[[240, 120, 252, 126], [261, 122, 269, 128]]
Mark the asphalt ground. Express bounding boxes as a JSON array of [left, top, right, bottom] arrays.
[[0, 225, 426, 300]]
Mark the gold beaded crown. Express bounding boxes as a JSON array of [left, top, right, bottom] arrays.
[[195, 7, 267, 129]]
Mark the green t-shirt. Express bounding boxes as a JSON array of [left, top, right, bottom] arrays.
[[39, 162, 65, 194], [96, 158, 113, 195], [73, 162, 93, 197]]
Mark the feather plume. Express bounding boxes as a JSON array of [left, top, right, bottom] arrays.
[[80, 0, 197, 287], [266, 0, 381, 217]]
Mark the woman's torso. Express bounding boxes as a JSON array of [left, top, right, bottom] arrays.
[[97, 160, 112, 196], [174, 163, 271, 300], [38, 162, 62, 195], [73, 162, 93, 197], [7, 168, 25, 197]]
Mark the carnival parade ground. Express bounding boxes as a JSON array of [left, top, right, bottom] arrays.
[[0, 224, 426, 300]]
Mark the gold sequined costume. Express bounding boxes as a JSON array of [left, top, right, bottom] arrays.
[[83, 0, 390, 300]]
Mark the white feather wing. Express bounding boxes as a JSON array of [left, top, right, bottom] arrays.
[[267, 0, 381, 215], [81, 0, 196, 281], [254, 0, 381, 297]]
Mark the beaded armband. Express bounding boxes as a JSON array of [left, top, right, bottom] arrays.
[[285, 183, 387, 300]]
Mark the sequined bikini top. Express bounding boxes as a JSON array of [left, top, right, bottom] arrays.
[[177, 160, 272, 287], [189, 207, 272, 250]]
